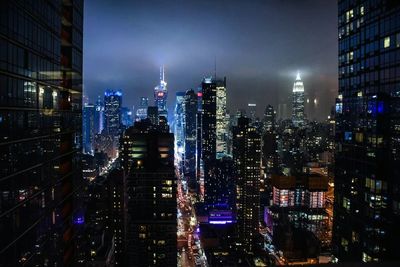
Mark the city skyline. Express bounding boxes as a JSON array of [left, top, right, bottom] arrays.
[[3, 1, 400, 266], [83, 0, 338, 120]]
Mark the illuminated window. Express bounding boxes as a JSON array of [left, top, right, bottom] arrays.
[[384, 36, 390, 48], [360, 5, 364, 15], [362, 252, 372, 262], [139, 233, 146, 239], [341, 238, 349, 252], [343, 197, 350, 211], [397, 33, 400, 47]]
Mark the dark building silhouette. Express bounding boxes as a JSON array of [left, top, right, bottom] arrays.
[[147, 106, 159, 126], [121, 125, 177, 266], [184, 89, 198, 190], [201, 77, 217, 205], [334, 0, 400, 262], [0, 0, 83, 265], [83, 103, 95, 154], [211, 157, 236, 211], [107, 168, 126, 266]]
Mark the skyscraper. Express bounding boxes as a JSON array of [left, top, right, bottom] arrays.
[[233, 117, 261, 254], [121, 106, 133, 128], [174, 92, 185, 168], [94, 96, 104, 134], [216, 78, 228, 159], [248, 103, 257, 123], [83, 103, 95, 154], [104, 90, 122, 137], [0, 0, 83, 265], [121, 125, 177, 267], [201, 77, 218, 206], [184, 89, 198, 190], [154, 66, 168, 118], [147, 106, 159, 126], [334, 0, 400, 262], [263, 104, 276, 134], [136, 96, 149, 121], [292, 72, 305, 127]]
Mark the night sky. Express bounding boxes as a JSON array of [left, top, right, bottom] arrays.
[[84, 0, 338, 121]]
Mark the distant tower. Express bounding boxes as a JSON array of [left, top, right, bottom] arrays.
[[154, 66, 168, 118], [292, 72, 305, 127], [147, 106, 159, 126], [104, 89, 122, 136], [83, 103, 95, 154], [94, 96, 104, 134], [248, 103, 257, 123], [136, 97, 149, 121], [263, 104, 276, 134], [174, 92, 185, 164]]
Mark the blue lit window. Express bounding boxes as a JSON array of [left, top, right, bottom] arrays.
[[336, 103, 343, 114], [345, 131, 352, 141]]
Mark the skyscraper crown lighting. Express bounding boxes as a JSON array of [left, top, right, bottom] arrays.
[[293, 72, 304, 92]]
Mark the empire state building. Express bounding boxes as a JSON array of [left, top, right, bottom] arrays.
[[292, 72, 305, 127]]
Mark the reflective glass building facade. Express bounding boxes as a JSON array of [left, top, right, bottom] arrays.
[[0, 0, 83, 265], [334, 0, 400, 262]]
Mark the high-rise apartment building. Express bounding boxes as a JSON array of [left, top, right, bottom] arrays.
[[104, 90, 122, 137], [0, 0, 83, 265], [216, 78, 228, 159], [334, 0, 400, 262], [292, 73, 305, 127], [121, 125, 177, 267], [201, 77, 218, 206], [233, 117, 261, 254]]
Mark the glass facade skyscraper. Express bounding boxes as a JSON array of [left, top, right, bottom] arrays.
[[104, 89, 122, 137], [94, 96, 104, 134], [334, 0, 400, 262], [0, 0, 83, 265], [174, 92, 185, 163]]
